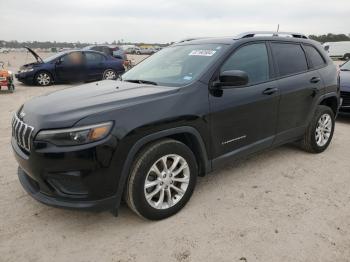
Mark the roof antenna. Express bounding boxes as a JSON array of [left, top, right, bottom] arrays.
[[274, 24, 280, 36]]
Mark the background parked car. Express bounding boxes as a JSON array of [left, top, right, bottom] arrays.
[[339, 60, 350, 115], [323, 41, 350, 60], [83, 45, 127, 60], [15, 47, 125, 86], [0, 48, 10, 53]]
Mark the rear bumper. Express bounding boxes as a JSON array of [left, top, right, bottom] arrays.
[[18, 167, 117, 211]]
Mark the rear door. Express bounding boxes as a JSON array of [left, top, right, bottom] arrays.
[[209, 42, 279, 161], [270, 42, 324, 144], [84, 52, 106, 81]]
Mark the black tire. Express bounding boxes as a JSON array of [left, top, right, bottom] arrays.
[[300, 105, 335, 153], [125, 139, 198, 220], [343, 54, 350, 61], [35, 71, 52, 86]]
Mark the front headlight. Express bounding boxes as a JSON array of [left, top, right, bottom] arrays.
[[19, 68, 34, 73], [35, 122, 113, 146]]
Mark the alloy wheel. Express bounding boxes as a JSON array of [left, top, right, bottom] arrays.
[[103, 70, 117, 80], [315, 113, 332, 147], [37, 73, 51, 86], [144, 154, 190, 210]]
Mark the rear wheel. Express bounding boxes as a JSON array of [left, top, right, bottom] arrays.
[[300, 105, 335, 153], [35, 72, 52, 86], [125, 139, 197, 220], [343, 53, 350, 61], [103, 69, 117, 80]]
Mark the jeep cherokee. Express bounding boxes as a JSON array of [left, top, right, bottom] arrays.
[[12, 31, 340, 220]]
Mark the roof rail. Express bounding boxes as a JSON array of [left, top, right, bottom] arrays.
[[176, 37, 210, 43], [234, 31, 308, 40]]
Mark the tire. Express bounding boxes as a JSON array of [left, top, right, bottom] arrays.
[[103, 69, 117, 80], [344, 54, 350, 61], [9, 84, 15, 93], [300, 105, 335, 153], [35, 71, 52, 86], [125, 139, 198, 220]]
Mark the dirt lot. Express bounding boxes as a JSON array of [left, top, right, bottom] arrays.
[[0, 53, 350, 262]]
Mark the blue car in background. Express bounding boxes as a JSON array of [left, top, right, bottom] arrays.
[[15, 47, 125, 86], [339, 60, 350, 115]]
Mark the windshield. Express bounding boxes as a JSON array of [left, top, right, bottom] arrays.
[[43, 52, 67, 63], [122, 44, 228, 86], [341, 61, 350, 70]]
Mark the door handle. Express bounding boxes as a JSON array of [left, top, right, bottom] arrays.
[[262, 87, 278, 95], [310, 77, 321, 83]]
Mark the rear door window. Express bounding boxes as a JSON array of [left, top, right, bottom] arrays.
[[271, 43, 308, 77], [85, 52, 105, 63], [304, 45, 326, 69]]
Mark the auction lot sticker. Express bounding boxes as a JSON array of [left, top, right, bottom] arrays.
[[189, 50, 216, 56]]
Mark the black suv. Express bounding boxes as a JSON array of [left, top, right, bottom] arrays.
[[12, 32, 339, 220]]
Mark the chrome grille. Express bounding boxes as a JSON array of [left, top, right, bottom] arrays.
[[11, 114, 34, 152]]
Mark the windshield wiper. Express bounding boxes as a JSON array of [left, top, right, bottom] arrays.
[[340, 68, 350, 71], [123, 79, 158, 85]]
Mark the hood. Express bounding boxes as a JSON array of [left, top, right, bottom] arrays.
[[21, 80, 179, 130], [340, 71, 350, 91], [24, 46, 43, 63]]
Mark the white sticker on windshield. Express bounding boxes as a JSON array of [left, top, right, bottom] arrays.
[[189, 50, 216, 57]]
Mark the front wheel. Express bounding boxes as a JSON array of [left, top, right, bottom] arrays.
[[300, 105, 335, 153], [125, 139, 198, 220], [35, 72, 52, 86]]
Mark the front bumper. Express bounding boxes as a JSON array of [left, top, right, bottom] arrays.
[[18, 167, 117, 211], [12, 135, 121, 212], [15, 72, 34, 84], [339, 91, 350, 115]]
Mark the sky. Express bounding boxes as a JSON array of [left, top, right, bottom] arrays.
[[0, 0, 349, 43]]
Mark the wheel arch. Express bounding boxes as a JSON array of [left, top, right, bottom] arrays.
[[319, 94, 339, 116], [112, 126, 210, 214], [34, 70, 54, 85]]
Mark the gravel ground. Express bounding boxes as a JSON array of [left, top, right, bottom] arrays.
[[0, 53, 349, 262]]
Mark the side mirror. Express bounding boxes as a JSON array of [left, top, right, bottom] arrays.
[[214, 70, 249, 88]]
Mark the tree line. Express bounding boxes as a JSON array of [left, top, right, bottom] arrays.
[[0, 40, 168, 49], [1, 34, 349, 49], [308, 33, 350, 43]]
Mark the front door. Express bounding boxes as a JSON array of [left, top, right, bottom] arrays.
[[209, 43, 279, 163], [55, 51, 86, 83], [84, 52, 106, 81]]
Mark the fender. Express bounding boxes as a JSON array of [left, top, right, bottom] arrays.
[[305, 92, 340, 124], [112, 126, 210, 215]]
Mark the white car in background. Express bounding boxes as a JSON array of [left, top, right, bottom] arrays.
[[323, 41, 350, 60], [0, 48, 10, 53]]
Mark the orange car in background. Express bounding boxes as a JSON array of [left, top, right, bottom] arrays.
[[0, 61, 15, 93]]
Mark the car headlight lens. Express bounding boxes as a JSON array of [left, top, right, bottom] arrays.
[[19, 68, 34, 73], [35, 122, 113, 146]]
